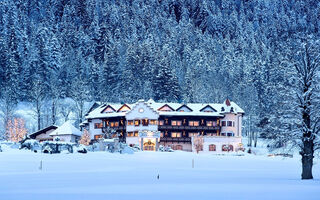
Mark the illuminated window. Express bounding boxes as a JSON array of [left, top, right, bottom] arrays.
[[209, 144, 216, 151], [149, 120, 157, 125], [127, 120, 134, 125], [118, 105, 130, 112], [142, 119, 149, 126], [134, 120, 140, 126], [110, 122, 115, 127], [221, 121, 226, 127], [171, 132, 181, 137], [206, 121, 217, 126], [189, 133, 198, 137], [159, 120, 164, 126], [94, 135, 102, 139], [94, 123, 103, 129], [171, 120, 182, 126], [160, 132, 164, 137], [134, 131, 138, 137], [189, 121, 199, 126], [127, 132, 134, 137]]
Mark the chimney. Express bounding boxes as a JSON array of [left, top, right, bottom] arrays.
[[225, 98, 231, 106]]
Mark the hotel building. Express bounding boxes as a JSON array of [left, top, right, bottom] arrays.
[[81, 99, 244, 152]]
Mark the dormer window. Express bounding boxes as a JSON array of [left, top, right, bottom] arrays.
[[158, 105, 174, 112], [221, 107, 225, 112], [230, 107, 234, 112]]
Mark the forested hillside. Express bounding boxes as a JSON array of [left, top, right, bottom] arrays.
[[0, 0, 319, 132]]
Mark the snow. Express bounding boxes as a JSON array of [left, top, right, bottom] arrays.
[[85, 99, 242, 120], [0, 149, 319, 200], [49, 121, 82, 136]]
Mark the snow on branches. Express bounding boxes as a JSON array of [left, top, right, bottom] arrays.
[[6, 118, 27, 142], [79, 129, 91, 146]]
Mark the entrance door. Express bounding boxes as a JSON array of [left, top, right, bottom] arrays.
[[143, 139, 155, 151]]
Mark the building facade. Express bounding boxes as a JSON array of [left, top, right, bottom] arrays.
[[81, 99, 244, 153]]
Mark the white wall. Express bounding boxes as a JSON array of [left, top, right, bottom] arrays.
[[193, 136, 242, 153], [52, 135, 79, 143], [126, 137, 139, 146], [89, 119, 103, 139], [35, 129, 55, 141], [126, 101, 159, 132], [220, 113, 242, 136]]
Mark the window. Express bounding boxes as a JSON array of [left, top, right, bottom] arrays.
[[222, 145, 234, 152], [189, 121, 199, 126], [189, 133, 198, 137], [94, 135, 102, 139], [221, 121, 226, 127], [134, 120, 140, 126], [173, 145, 183, 150], [159, 105, 173, 112], [127, 120, 134, 125], [209, 144, 216, 151], [171, 132, 182, 137], [206, 133, 217, 136], [127, 132, 134, 137], [94, 123, 103, 129], [171, 120, 182, 126], [220, 132, 226, 136], [206, 121, 217, 127], [114, 122, 119, 127], [227, 132, 234, 137], [159, 120, 164, 126], [110, 122, 115, 127], [149, 120, 157, 125], [160, 132, 164, 137], [142, 119, 149, 126], [134, 131, 139, 137], [227, 121, 233, 127]]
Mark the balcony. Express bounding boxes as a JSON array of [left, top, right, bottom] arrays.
[[158, 125, 219, 131], [160, 137, 192, 143]]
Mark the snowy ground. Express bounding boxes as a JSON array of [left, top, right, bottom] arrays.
[[0, 149, 319, 200]]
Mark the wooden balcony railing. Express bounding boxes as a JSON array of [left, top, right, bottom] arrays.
[[158, 125, 219, 130]]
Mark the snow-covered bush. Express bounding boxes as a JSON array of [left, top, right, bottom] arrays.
[[20, 139, 41, 152], [159, 145, 174, 152], [73, 144, 87, 154], [42, 141, 74, 154], [87, 143, 99, 152], [119, 143, 134, 154]]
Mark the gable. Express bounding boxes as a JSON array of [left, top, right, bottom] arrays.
[[158, 104, 174, 112], [200, 105, 217, 112], [101, 105, 116, 113], [126, 101, 159, 120], [176, 105, 192, 112], [117, 104, 131, 112]]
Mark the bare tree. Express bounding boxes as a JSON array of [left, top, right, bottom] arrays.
[[30, 77, 46, 131]]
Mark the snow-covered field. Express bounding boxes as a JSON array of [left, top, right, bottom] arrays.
[[0, 149, 319, 200]]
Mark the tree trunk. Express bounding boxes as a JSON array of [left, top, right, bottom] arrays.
[[301, 140, 314, 179]]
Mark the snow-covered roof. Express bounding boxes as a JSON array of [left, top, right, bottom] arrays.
[[49, 121, 82, 137], [83, 99, 244, 121]]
